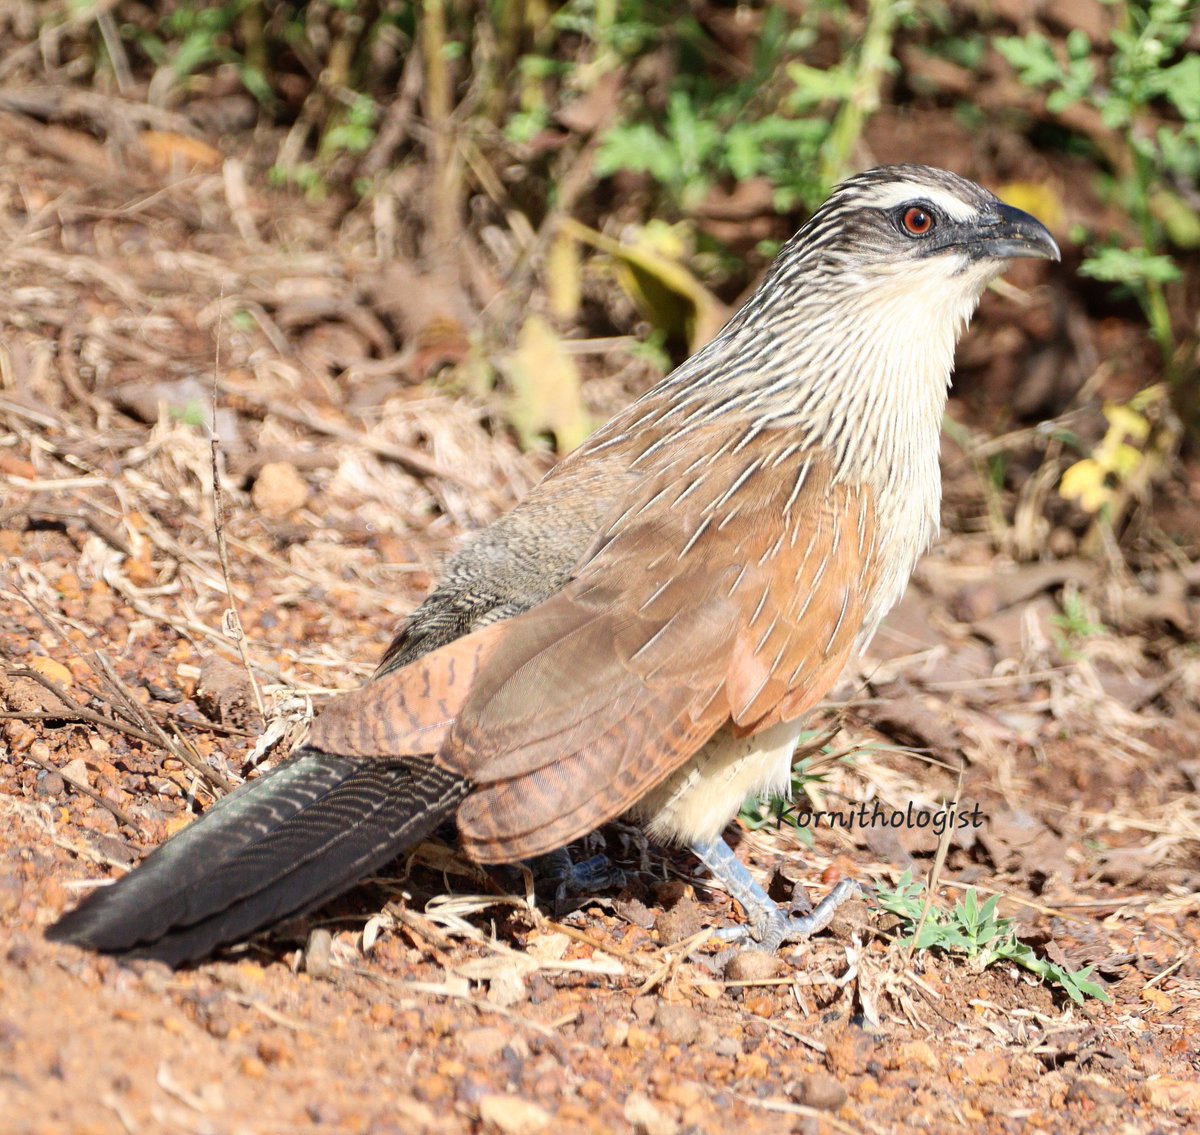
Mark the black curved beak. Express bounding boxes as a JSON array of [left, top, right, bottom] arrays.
[[969, 202, 1060, 263]]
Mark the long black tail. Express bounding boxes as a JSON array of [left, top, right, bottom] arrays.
[[46, 750, 469, 967]]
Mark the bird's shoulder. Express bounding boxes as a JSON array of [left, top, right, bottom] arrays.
[[373, 432, 643, 675]]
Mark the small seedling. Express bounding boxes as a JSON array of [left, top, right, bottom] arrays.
[[1050, 588, 1107, 659], [875, 872, 1110, 1005]]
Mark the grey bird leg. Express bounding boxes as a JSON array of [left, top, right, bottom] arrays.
[[690, 837, 859, 951], [528, 849, 626, 912]]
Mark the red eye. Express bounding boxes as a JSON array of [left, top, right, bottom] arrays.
[[902, 206, 934, 235]]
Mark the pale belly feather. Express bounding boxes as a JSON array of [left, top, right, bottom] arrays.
[[630, 719, 805, 846]]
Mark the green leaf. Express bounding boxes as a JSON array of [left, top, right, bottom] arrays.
[[1159, 56, 1200, 120], [995, 34, 1065, 89], [236, 63, 273, 106], [1065, 28, 1091, 60], [785, 60, 858, 108], [506, 109, 550, 145], [725, 124, 762, 182], [1080, 247, 1182, 285], [961, 888, 978, 926], [1064, 966, 1112, 1004], [595, 123, 679, 183], [666, 92, 720, 180], [170, 31, 222, 80]]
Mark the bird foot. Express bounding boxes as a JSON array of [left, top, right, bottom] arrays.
[[689, 836, 859, 953], [527, 849, 626, 914], [713, 878, 861, 951]]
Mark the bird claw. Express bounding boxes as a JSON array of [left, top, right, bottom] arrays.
[[709, 878, 862, 953], [751, 877, 861, 951], [527, 850, 626, 914], [688, 836, 862, 960]]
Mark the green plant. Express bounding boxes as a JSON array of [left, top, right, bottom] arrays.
[[997, 1, 1199, 379], [738, 786, 816, 847], [266, 161, 325, 197], [122, 0, 265, 101], [103, 0, 410, 193], [503, 0, 662, 145], [590, 0, 898, 214], [319, 92, 379, 159], [875, 873, 1110, 1005], [624, 327, 671, 374], [1050, 587, 1107, 659]]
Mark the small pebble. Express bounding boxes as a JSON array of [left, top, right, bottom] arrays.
[[305, 928, 332, 978], [623, 1091, 679, 1135], [36, 772, 64, 797], [713, 1036, 743, 1058], [478, 1093, 550, 1134], [695, 1020, 720, 1048], [655, 897, 706, 945], [625, 1025, 654, 1051], [60, 757, 90, 785], [29, 656, 73, 687], [0, 875, 22, 917], [791, 1072, 848, 1111], [461, 1027, 509, 1061], [602, 1021, 628, 1048], [139, 963, 171, 995], [724, 950, 785, 982], [252, 461, 309, 516], [654, 1002, 699, 1047], [631, 996, 657, 1022], [826, 897, 873, 940]]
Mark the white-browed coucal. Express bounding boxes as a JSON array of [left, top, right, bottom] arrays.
[[48, 165, 1059, 965]]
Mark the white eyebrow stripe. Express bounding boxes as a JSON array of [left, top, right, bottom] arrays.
[[860, 182, 981, 223]]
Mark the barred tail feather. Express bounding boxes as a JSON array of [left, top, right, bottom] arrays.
[[46, 750, 468, 967]]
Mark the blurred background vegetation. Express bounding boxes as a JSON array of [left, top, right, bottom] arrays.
[[1, 0, 1197, 555]]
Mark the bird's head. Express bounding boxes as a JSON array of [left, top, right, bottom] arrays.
[[726, 165, 1061, 411], [736, 164, 1060, 344], [667, 164, 1060, 460], [811, 164, 1060, 279]]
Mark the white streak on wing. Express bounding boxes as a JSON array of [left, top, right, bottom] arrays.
[[757, 530, 785, 567], [783, 459, 812, 517], [755, 614, 779, 654], [639, 577, 673, 612], [728, 564, 748, 596], [826, 588, 852, 651], [750, 587, 770, 624], [678, 514, 713, 559], [672, 473, 709, 507], [717, 504, 743, 530], [708, 459, 761, 512]]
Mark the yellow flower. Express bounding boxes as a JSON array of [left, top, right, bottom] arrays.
[[1060, 459, 1110, 513], [1101, 401, 1151, 443]]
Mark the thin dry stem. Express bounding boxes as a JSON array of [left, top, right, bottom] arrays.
[[210, 297, 267, 723]]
